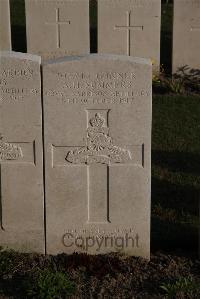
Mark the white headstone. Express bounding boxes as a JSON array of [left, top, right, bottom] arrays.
[[0, 0, 11, 50], [0, 52, 44, 253], [43, 54, 152, 259], [98, 0, 161, 70], [173, 0, 200, 73], [25, 0, 90, 60]]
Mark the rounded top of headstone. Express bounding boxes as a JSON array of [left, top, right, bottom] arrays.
[[43, 54, 151, 66], [0, 51, 41, 63]]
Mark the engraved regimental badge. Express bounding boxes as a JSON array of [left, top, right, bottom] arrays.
[[0, 134, 23, 161], [66, 113, 131, 165]]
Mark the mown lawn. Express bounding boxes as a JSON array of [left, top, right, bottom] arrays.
[[152, 95, 200, 253]]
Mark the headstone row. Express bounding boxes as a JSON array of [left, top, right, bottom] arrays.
[[0, 51, 152, 259], [1, 0, 200, 72]]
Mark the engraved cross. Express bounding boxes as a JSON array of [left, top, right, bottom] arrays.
[[114, 11, 144, 56], [46, 8, 71, 48], [53, 110, 143, 224]]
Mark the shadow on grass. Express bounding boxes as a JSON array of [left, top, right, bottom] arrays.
[[151, 216, 198, 254], [0, 277, 22, 299], [151, 175, 199, 254], [152, 176, 199, 218], [152, 150, 200, 176]]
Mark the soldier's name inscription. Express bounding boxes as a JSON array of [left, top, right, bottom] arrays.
[[45, 71, 151, 104]]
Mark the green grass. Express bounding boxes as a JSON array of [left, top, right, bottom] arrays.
[[160, 276, 200, 299], [152, 95, 200, 252], [20, 269, 75, 299], [0, 250, 75, 298]]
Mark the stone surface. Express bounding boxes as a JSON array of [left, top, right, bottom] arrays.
[[98, 0, 161, 69], [0, 52, 44, 253], [43, 54, 152, 258], [0, 0, 11, 50], [173, 0, 200, 73], [25, 0, 90, 60]]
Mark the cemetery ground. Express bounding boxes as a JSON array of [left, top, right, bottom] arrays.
[[0, 1, 200, 299]]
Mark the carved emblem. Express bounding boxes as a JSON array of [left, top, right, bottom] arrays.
[[66, 113, 131, 165], [0, 134, 23, 161]]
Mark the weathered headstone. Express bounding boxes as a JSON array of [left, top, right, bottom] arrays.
[[25, 0, 90, 60], [0, 0, 11, 50], [43, 54, 152, 258], [98, 0, 161, 70], [173, 0, 200, 73], [0, 52, 44, 253]]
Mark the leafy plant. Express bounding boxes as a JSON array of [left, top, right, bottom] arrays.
[[160, 277, 200, 298], [22, 269, 75, 299], [152, 63, 165, 82], [152, 64, 185, 94], [153, 65, 200, 94], [174, 66, 200, 91], [161, 77, 186, 94]]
